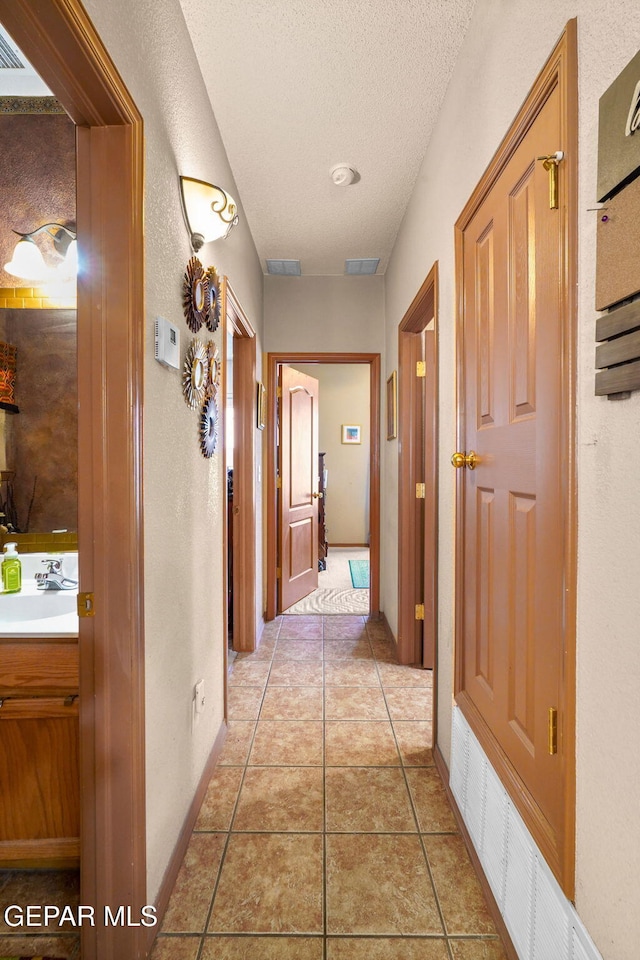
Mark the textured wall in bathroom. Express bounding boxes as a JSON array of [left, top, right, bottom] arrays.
[[3, 308, 77, 533], [0, 113, 76, 289]]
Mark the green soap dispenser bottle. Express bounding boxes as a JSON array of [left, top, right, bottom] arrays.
[[2, 542, 21, 593]]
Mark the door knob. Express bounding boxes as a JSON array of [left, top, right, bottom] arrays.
[[451, 450, 478, 470], [311, 492, 323, 499]]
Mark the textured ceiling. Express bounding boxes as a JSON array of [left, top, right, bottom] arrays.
[[179, 0, 476, 275]]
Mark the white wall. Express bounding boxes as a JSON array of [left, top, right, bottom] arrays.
[[82, 0, 264, 903], [293, 364, 370, 545], [382, 3, 640, 958], [264, 275, 384, 354]]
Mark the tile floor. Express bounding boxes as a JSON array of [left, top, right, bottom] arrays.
[[152, 615, 508, 960]]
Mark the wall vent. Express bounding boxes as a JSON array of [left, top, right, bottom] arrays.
[[266, 259, 301, 276], [0, 34, 24, 69], [450, 707, 603, 960], [345, 258, 380, 275]]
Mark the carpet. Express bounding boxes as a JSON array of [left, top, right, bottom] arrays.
[[349, 559, 370, 588], [284, 587, 369, 615]]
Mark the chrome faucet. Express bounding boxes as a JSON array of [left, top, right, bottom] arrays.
[[35, 558, 78, 591]]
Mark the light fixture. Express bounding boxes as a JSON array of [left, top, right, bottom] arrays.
[[4, 223, 77, 281], [179, 176, 239, 251], [330, 163, 358, 186]]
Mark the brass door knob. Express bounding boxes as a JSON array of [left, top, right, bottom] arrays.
[[311, 492, 323, 499], [451, 450, 478, 470]]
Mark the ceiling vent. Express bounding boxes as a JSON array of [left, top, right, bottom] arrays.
[[345, 258, 380, 276], [0, 34, 24, 69], [266, 259, 301, 276]]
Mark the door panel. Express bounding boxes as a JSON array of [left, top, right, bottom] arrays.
[[279, 365, 319, 611], [458, 82, 566, 846]]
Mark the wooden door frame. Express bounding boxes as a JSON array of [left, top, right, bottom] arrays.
[[397, 262, 439, 668], [0, 2, 147, 957], [453, 21, 577, 895], [222, 279, 257, 654], [266, 352, 381, 621]]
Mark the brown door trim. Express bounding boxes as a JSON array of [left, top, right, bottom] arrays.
[[397, 263, 439, 669], [222, 279, 257, 655], [453, 21, 577, 894], [0, 2, 147, 957], [266, 352, 381, 621]]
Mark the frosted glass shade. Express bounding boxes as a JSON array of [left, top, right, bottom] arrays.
[[180, 176, 239, 249], [4, 238, 49, 280]]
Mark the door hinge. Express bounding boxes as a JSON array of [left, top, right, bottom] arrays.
[[77, 592, 95, 618], [548, 707, 558, 755], [276, 567, 282, 579], [537, 151, 564, 209], [276, 476, 282, 489], [416, 482, 425, 499], [276, 386, 282, 399], [416, 361, 426, 377], [415, 603, 425, 621]]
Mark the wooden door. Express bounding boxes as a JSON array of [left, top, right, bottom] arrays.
[[455, 25, 576, 892], [278, 365, 319, 611]]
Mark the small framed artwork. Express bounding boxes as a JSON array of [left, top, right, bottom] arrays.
[[257, 382, 266, 430], [341, 424, 361, 444], [386, 370, 397, 440]]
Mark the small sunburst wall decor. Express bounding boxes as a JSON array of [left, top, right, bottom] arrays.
[[182, 256, 210, 332], [182, 338, 209, 409], [205, 265, 222, 332], [200, 394, 219, 457]]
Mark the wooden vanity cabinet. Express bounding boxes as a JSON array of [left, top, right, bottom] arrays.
[[0, 638, 80, 868]]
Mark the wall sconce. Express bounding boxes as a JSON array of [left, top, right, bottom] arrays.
[[179, 176, 239, 251], [4, 223, 77, 282]]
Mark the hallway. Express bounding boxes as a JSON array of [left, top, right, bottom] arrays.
[[152, 615, 507, 959]]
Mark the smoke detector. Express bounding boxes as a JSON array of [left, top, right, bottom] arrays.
[[330, 163, 358, 186]]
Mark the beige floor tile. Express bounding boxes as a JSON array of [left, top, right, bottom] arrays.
[[0, 870, 79, 933], [233, 766, 324, 831], [366, 621, 390, 641], [208, 833, 323, 933], [323, 620, 368, 639], [260, 685, 323, 720], [370, 641, 397, 662], [424, 834, 497, 936], [268, 661, 324, 685], [324, 639, 373, 659], [161, 833, 226, 933], [325, 721, 400, 766], [449, 940, 508, 960], [327, 938, 449, 959], [218, 721, 256, 765], [228, 686, 264, 720], [405, 768, 458, 832], [393, 721, 434, 766], [378, 663, 433, 687], [326, 834, 442, 935], [324, 660, 380, 686], [249, 720, 324, 765], [150, 935, 201, 960], [275, 639, 324, 658], [260, 620, 282, 640], [201, 935, 323, 959], [237, 637, 276, 661], [229, 660, 271, 686], [194, 767, 243, 831], [323, 615, 366, 625], [0, 936, 79, 960], [325, 685, 389, 720], [325, 767, 416, 832], [278, 621, 324, 640], [384, 687, 432, 721]]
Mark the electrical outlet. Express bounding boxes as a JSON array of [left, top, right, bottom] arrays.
[[194, 679, 205, 714]]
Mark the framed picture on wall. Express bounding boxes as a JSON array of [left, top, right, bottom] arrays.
[[386, 370, 397, 440], [341, 424, 361, 444]]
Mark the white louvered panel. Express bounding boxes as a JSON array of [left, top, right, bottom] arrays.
[[503, 803, 535, 958], [450, 707, 604, 960], [464, 733, 487, 851], [532, 858, 570, 960], [450, 705, 469, 812], [480, 763, 508, 911]]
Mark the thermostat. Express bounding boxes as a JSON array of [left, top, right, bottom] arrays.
[[154, 316, 180, 369]]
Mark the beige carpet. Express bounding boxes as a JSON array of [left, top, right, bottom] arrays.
[[284, 547, 370, 615]]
